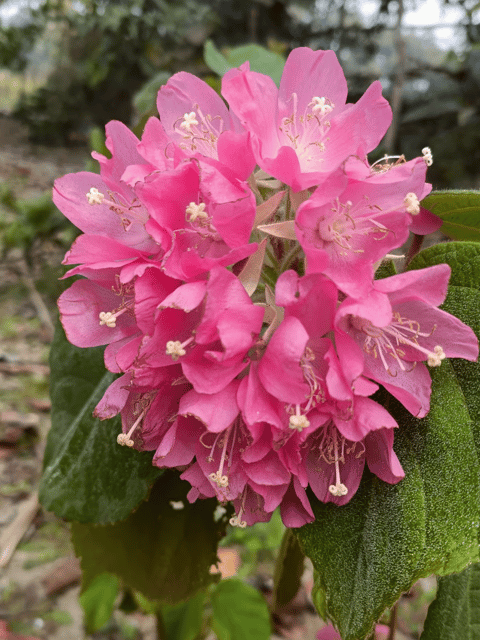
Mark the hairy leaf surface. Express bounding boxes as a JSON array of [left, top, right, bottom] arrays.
[[72, 472, 228, 603], [297, 241, 480, 640], [40, 322, 160, 523]]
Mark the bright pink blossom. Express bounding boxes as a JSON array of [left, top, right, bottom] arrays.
[[222, 48, 392, 191], [296, 157, 429, 297], [335, 264, 479, 417]]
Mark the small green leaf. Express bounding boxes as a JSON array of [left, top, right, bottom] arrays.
[[79, 572, 120, 633], [163, 591, 205, 640], [204, 41, 285, 85], [421, 563, 480, 640], [421, 191, 480, 241], [40, 322, 160, 523], [72, 472, 228, 604], [272, 529, 304, 610], [204, 40, 231, 77], [211, 579, 271, 640]]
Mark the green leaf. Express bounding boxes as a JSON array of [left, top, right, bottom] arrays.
[[272, 529, 305, 610], [421, 191, 480, 242], [133, 71, 171, 116], [163, 591, 205, 640], [296, 241, 480, 640], [211, 579, 271, 640], [204, 40, 232, 77], [408, 242, 480, 435], [79, 572, 120, 633], [204, 41, 285, 85], [421, 563, 480, 640], [72, 472, 228, 604], [40, 322, 160, 524]]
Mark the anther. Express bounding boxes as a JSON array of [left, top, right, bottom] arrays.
[[86, 187, 105, 205], [99, 311, 117, 328], [209, 471, 229, 487], [311, 96, 334, 115], [289, 414, 310, 431], [329, 483, 348, 496], [180, 112, 199, 131], [166, 337, 194, 360], [186, 201, 208, 222], [117, 408, 147, 448], [229, 512, 247, 528], [404, 192, 420, 215], [427, 345, 446, 367], [422, 147, 433, 166], [166, 340, 186, 360]]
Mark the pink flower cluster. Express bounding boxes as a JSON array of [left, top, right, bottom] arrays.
[[55, 48, 478, 528]]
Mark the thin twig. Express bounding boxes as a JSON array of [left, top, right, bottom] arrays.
[[0, 491, 39, 568], [16, 256, 55, 341]]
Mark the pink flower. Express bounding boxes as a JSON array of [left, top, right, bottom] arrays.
[[222, 48, 392, 191], [335, 264, 479, 417], [136, 267, 264, 394], [136, 158, 257, 280], [296, 157, 429, 297], [54, 121, 158, 253], [127, 73, 256, 182]]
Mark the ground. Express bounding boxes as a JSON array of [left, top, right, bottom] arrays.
[[0, 115, 436, 640]]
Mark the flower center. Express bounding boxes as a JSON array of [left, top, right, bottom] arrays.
[[86, 187, 148, 230], [279, 93, 333, 166], [174, 106, 224, 158]]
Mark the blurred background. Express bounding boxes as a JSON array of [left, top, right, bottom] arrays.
[[0, 1, 478, 638]]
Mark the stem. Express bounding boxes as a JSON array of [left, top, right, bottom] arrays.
[[156, 608, 166, 640], [404, 233, 424, 268], [279, 243, 303, 273], [388, 602, 398, 640]]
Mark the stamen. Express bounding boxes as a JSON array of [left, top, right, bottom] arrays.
[[165, 336, 194, 360], [186, 201, 208, 223], [404, 192, 420, 215], [99, 306, 129, 328], [310, 96, 334, 115], [289, 406, 310, 431], [353, 313, 443, 373], [180, 111, 199, 131], [422, 147, 433, 166], [229, 510, 247, 528], [328, 430, 348, 497], [208, 427, 232, 488], [427, 345, 446, 367], [117, 408, 147, 447], [86, 187, 105, 205]]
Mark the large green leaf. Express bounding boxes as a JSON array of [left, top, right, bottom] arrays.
[[296, 241, 480, 640], [204, 41, 285, 85], [409, 242, 480, 437], [40, 322, 160, 524], [421, 191, 480, 242], [71, 472, 228, 604], [421, 563, 480, 640], [211, 579, 271, 640]]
